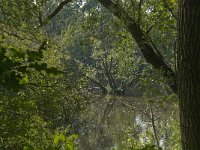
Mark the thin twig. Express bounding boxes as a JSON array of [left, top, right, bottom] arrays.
[[150, 106, 160, 148]]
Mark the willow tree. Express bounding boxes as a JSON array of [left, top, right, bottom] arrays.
[[177, 0, 200, 149]]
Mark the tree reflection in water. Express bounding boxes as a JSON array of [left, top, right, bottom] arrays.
[[78, 95, 180, 150]]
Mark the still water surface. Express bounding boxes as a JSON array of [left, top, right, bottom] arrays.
[[78, 95, 180, 150]]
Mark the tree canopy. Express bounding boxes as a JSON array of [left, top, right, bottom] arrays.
[[0, 0, 200, 149]]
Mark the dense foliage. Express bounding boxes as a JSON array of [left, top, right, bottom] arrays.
[[0, 0, 183, 149]]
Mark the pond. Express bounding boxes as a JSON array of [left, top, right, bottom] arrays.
[[77, 95, 180, 150]]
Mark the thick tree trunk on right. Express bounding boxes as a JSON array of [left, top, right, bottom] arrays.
[[177, 1, 200, 149]]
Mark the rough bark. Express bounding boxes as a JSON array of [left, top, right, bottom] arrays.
[[177, 1, 200, 149]]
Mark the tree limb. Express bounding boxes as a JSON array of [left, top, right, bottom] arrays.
[[98, 0, 177, 93], [35, 0, 73, 28], [32, 0, 177, 93], [86, 76, 107, 94]]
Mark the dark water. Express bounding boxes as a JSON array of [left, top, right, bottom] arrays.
[[77, 95, 180, 150]]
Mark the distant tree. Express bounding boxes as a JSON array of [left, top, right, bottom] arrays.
[[37, 0, 177, 93]]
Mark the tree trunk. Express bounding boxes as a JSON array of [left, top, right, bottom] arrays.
[[177, 1, 200, 149]]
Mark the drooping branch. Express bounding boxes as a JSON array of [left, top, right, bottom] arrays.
[[98, 0, 177, 93], [101, 54, 117, 93], [86, 76, 107, 94], [35, 0, 73, 28]]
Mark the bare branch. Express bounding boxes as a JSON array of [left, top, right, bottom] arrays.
[[86, 76, 107, 94], [150, 106, 160, 147], [0, 27, 27, 40], [35, 0, 73, 28], [146, 25, 154, 35]]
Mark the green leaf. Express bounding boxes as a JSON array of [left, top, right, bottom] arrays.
[[19, 75, 29, 84], [68, 134, 78, 141], [65, 143, 73, 150], [27, 51, 43, 62], [45, 67, 63, 75], [29, 62, 47, 71], [23, 146, 34, 150], [54, 134, 66, 144], [10, 47, 25, 59]]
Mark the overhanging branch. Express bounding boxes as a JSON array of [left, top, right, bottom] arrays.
[[98, 0, 177, 93], [35, 0, 73, 28]]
